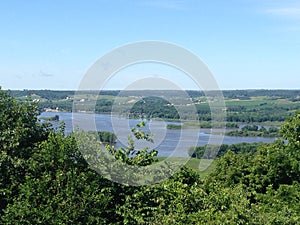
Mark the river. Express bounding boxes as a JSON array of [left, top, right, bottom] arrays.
[[40, 112, 276, 157]]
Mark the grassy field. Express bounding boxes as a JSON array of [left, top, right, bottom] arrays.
[[157, 157, 216, 178]]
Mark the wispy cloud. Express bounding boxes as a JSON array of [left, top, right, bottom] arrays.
[[261, 3, 300, 31], [37, 71, 54, 77], [265, 6, 300, 19]]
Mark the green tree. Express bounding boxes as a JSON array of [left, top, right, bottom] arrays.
[[0, 88, 50, 214], [2, 87, 300, 224], [1, 128, 112, 224]]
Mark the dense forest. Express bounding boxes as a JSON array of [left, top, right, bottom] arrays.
[[1, 88, 300, 224]]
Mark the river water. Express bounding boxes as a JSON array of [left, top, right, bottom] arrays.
[[40, 112, 275, 157]]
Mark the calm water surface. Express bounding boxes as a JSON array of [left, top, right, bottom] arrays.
[[40, 112, 275, 157]]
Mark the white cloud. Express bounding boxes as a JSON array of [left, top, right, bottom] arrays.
[[261, 3, 300, 31], [265, 6, 300, 19]]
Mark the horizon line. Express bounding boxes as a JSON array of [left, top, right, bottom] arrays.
[[3, 88, 300, 91]]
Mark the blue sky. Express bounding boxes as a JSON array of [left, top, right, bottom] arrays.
[[0, 0, 300, 90]]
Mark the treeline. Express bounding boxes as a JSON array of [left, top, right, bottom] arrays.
[[9, 89, 75, 100], [8, 90, 120, 99], [128, 96, 179, 119], [227, 125, 279, 137], [167, 122, 239, 129], [8, 89, 300, 101], [222, 89, 300, 100], [39, 114, 60, 121], [39, 99, 115, 113], [1, 88, 300, 224], [188, 142, 265, 159]]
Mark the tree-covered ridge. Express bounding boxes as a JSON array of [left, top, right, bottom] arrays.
[[7, 89, 300, 125], [1, 88, 300, 224], [8, 89, 300, 100], [128, 96, 180, 119]]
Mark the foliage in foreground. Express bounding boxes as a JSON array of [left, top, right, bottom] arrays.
[[1, 88, 300, 224]]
